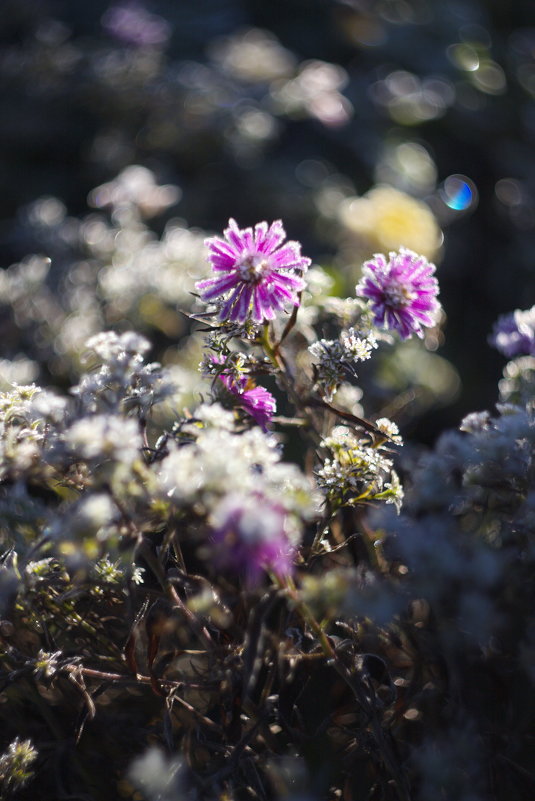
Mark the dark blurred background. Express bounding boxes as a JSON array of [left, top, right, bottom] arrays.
[[1, 0, 534, 441]]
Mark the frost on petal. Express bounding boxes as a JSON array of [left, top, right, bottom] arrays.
[[356, 248, 440, 339], [252, 288, 276, 322], [228, 284, 254, 322], [222, 218, 249, 253], [256, 219, 286, 254], [195, 218, 310, 323], [269, 242, 311, 271], [196, 272, 240, 300], [240, 385, 277, 430]]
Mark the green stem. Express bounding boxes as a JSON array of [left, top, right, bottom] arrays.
[[261, 323, 322, 446], [274, 574, 335, 660]]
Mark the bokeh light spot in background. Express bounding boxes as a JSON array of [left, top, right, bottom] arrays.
[[295, 159, 329, 188], [371, 71, 455, 125], [377, 0, 431, 25], [338, 10, 386, 48], [208, 28, 296, 83], [101, 1, 171, 48], [375, 141, 437, 195], [495, 178, 535, 230], [495, 178, 523, 207], [472, 61, 506, 95], [440, 175, 477, 212], [447, 43, 480, 72]]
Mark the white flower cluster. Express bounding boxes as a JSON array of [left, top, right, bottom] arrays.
[[0, 323, 324, 574], [0, 385, 66, 480], [93, 556, 144, 586], [158, 419, 318, 526], [317, 425, 403, 510], [192, 401, 237, 431], [89, 165, 181, 219], [85, 330, 151, 362], [71, 330, 176, 416], [0, 356, 38, 389], [0, 334, 184, 559], [0, 168, 209, 380], [98, 219, 205, 310], [308, 326, 377, 401], [340, 327, 378, 361], [374, 417, 403, 445], [42, 497, 118, 556], [308, 339, 350, 401], [0, 738, 38, 793], [33, 650, 63, 680], [65, 414, 142, 465]]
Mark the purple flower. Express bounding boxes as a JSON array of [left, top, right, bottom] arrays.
[[196, 218, 310, 324], [489, 307, 535, 358], [211, 492, 295, 584], [214, 358, 276, 430], [356, 248, 440, 339], [236, 383, 276, 430]]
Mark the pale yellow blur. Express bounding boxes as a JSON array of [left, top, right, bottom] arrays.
[[339, 185, 442, 260]]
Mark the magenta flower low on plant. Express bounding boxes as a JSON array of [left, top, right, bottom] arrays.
[[210, 491, 295, 584], [209, 355, 277, 430], [218, 369, 277, 431], [356, 248, 440, 339], [196, 218, 310, 324]]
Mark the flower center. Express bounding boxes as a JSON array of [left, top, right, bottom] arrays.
[[383, 282, 414, 308], [238, 254, 270, 284]]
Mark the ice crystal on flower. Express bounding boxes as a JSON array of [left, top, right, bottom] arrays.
[[460, 411, 491, 434], [196, 218, 310, 323], [356, 248, 440, 339]]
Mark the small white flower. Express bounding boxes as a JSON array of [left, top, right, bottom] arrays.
[[374, 418, 403, 445], [85, 330, 151, 363], [65, 414, 142, 464]]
